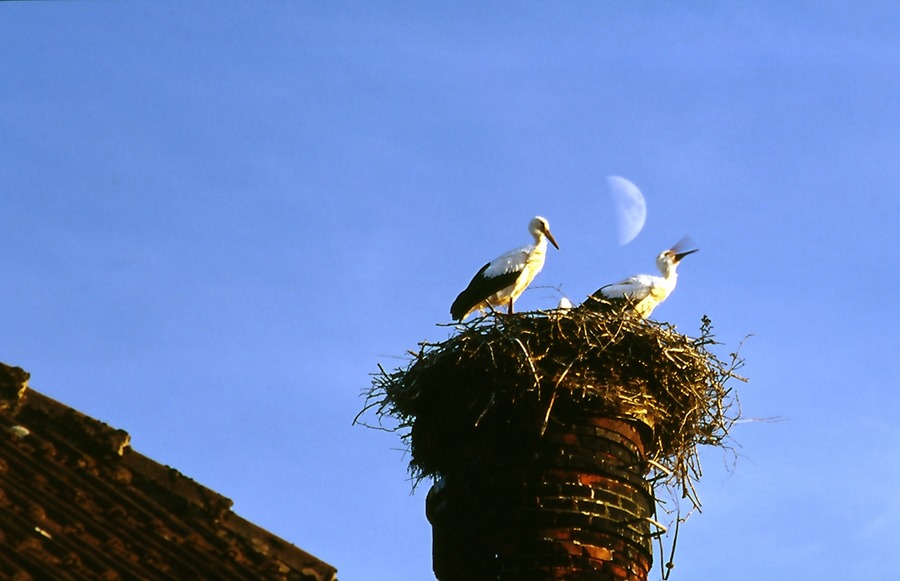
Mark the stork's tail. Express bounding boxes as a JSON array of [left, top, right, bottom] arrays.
[[579, 292, 625, 313], [450, 291, 476, 321]]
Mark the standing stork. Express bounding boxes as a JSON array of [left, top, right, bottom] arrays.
[[450, 216, 559, 321], [585, 241, 698, 318]]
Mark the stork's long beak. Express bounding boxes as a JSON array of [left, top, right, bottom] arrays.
[[673, 248, 698, 262], [545, 229, 560, 250]]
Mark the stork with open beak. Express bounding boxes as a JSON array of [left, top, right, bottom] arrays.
[[585, 241, 698, 319], [450, 216, 559, 321]]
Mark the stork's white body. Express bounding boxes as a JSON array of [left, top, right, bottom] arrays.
[[592, 246, 698, 318], [451, 216, 559, 321]]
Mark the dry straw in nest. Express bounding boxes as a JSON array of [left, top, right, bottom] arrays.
[[359, 303, 745, 510]]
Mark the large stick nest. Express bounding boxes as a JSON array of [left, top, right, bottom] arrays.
[[360, 303, 745, 509]]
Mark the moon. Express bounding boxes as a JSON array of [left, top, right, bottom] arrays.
[[607, 176, 647, 245]]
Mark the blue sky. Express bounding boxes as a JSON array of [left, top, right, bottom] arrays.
[[2, 3, 898, 579]]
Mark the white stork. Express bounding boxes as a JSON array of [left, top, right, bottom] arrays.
[[450, 216, 559, 321], [586, 241, 698, 318]]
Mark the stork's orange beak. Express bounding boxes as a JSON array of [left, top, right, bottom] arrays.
[[673, 248, 698, 262], [545, 229, 560, 250]]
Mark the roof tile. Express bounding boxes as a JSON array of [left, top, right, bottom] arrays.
[[0, 362, 337, 581]]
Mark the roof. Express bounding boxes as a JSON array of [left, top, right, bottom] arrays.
[[0, 362, 337, 581]]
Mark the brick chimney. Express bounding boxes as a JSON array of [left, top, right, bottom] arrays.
[[365, 310, 740, 581], [426, 398, 654, 580]]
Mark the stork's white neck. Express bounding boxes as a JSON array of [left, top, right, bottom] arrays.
[[657, 256, 679, 280], [527, 235, 548, 264]]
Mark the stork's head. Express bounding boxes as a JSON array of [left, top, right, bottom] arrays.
[[529, 216, 560, 249], [656, 242, 698, 276]]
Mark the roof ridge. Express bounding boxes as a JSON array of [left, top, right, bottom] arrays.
[[0, 361, 337, 580]]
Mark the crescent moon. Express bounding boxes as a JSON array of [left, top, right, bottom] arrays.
[[607, 176, 647, 245]]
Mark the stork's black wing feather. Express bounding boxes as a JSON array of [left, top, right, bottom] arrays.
[[450, 263, 521, 320], [581, 285, 638, 313]]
